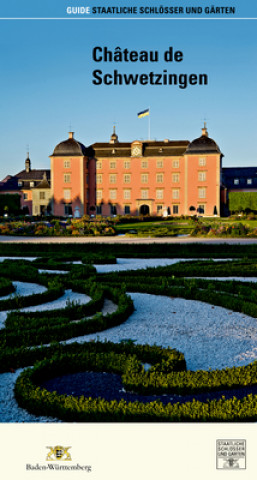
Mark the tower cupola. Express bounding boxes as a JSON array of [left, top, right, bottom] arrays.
[[25, 153, 31, 173], [110, 126, 119, 144]]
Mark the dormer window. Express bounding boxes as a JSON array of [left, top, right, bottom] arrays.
[[234, 179, 239, 185], [18, 180, 23, 187], [247, 178, 252, 185], [131, 142, 142, 157], [30, 181, 35, 187]]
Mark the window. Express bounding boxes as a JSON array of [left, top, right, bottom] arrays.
[[173, 205, 179, 214], [234, 179, 239, 185], [198, 204, 205, 214], [109, 189, 117, 200], [110, 204, 117, 215], [124, 174, 131, 184], [141, 189, 148, 199], [156, 189, 164, 199], [110, 161, 116, 169], [18, 181, 23, 186], [64, 174, 71, 183], [198, 171, 206, 182], [157, 205, 163, 214], [96, 161, 102, 170], [30, 181, 35, 187], [123, 189, 131, 200], [96, 205, 102, 215], [64, 160, 71, 168], [124, 205, 131, 215], [156, 160, 163, 168], [199, 157, 206, 166], [172, 160, 179, 168], [156, 173, 163, 183], [172, 189, 180, 199], [141, 160, 148, 168], [96, 174, 102, 184], [172, 173, 180, 183], [64, 204, 72, 216], [39, 191, 46, 200], [63, 189, 71, 200], [247, 178, 252, 185], [124, 160, 131, 169], [141, 174, 148, 184], [23, 193, 28, 200], [109, 174, 117, 184], [198, 187, 206, 199], [96, 190, 102, 200]]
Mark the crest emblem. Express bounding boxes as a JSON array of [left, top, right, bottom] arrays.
[[46, 446, 72, 461]]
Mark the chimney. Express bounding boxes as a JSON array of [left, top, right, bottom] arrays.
[[69, 132, 74, 139]]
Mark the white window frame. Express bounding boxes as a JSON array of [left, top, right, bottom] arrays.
[[141, 189, 149, 199], [172, 189, 180, 199], [124, 174, 131, 184], [198, 187, 206, 199], [172, 173, 180, 183], [199, 157, 206, 167], [156, 189, 164, 199]]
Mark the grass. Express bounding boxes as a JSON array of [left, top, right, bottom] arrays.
[[115, 217, 257, 236], [115, 218, 195, 235]]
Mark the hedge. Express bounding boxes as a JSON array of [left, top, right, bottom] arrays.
[[1, 286, 133, 348], [14, 345, 257, 422]]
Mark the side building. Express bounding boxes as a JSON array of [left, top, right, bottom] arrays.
[[222, 167, 257, 214], [0, 154, 51, 215]]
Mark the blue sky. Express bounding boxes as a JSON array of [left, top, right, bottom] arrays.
[[0, 0, 256, 177]]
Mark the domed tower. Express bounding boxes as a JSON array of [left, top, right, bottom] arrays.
[[50, 132, 96, 217], [184, 124, 223, 216]]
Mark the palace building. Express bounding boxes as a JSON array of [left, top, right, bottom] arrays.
[[5, 124, 247, 217], [50, 124, 223, 217]]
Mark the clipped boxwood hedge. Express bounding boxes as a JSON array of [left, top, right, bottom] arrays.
[[1, 286, 133, 348], [0, 277, 16, 297], [1, 248, 257, 421], [14, 343, 257, 422]]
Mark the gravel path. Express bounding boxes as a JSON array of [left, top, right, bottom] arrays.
[[0, 368, 60, 423], [1, 235, 257, 244], [0, 281, 46, 300], [65, 293, 257, 371], [95, 257, 235, 273]]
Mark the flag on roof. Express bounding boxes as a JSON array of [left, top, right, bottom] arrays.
[[137, 108, 150, 118]]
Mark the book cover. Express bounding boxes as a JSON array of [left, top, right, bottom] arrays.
[[0, 1, 256, 478]]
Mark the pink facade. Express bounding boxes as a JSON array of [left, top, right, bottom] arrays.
[[50, 132, 96, 217], [51, 127, 222, 217]]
